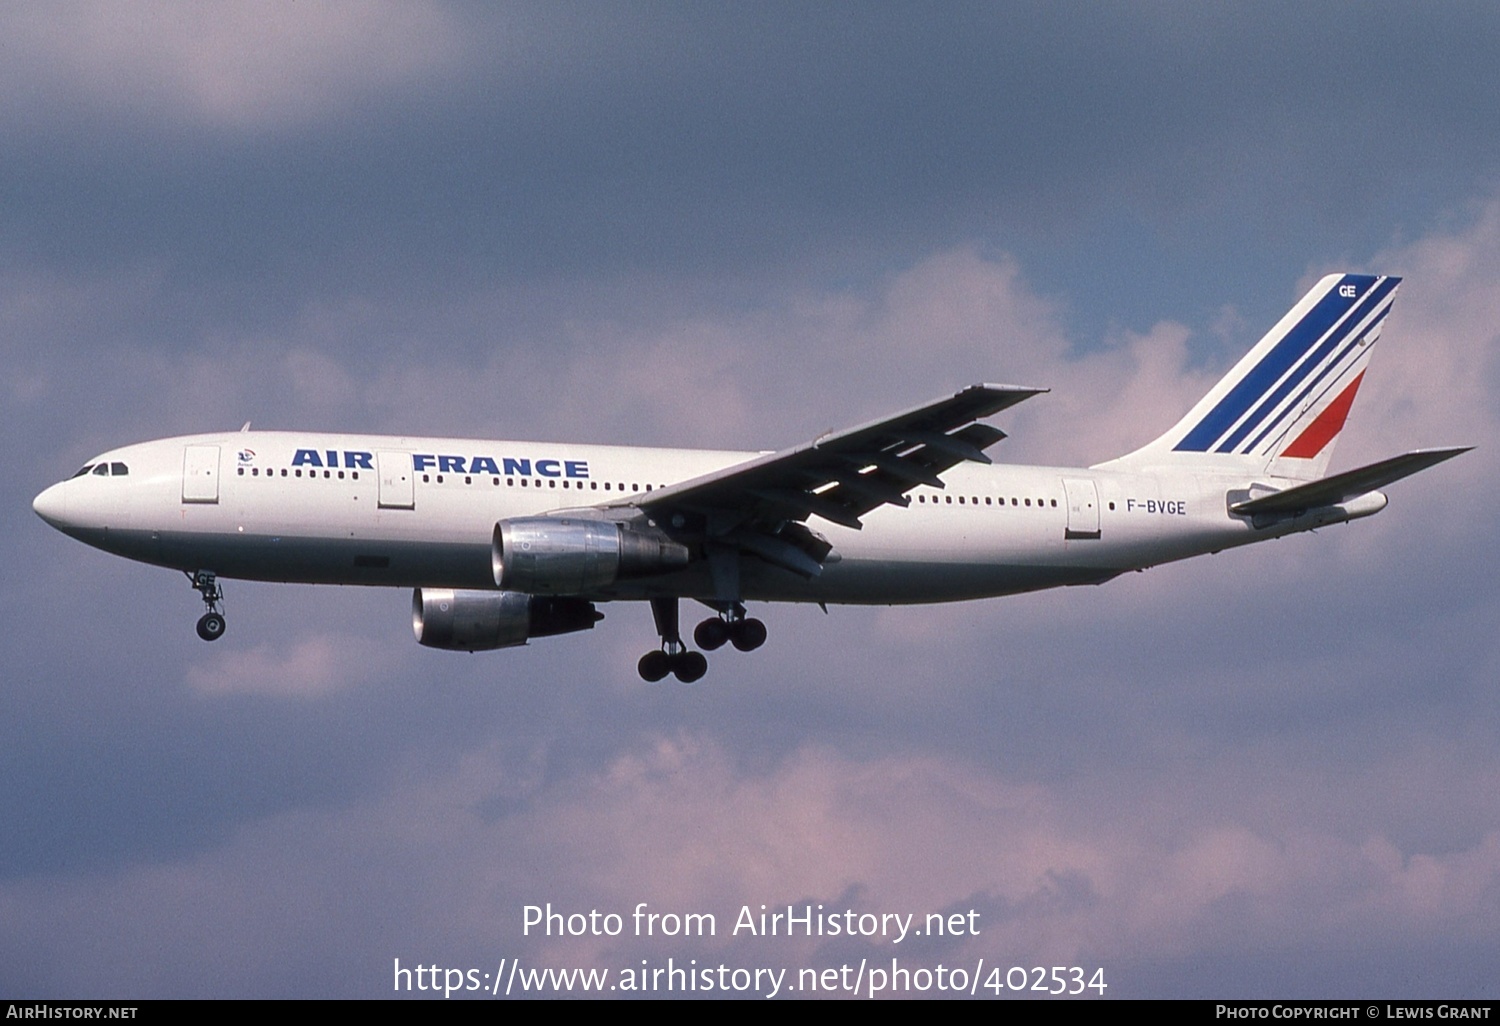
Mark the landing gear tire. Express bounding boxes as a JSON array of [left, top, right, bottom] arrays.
[[730, 617, 767, 652], [638, 650, 671, 683], [188, 570, 226, 642], [694, 617, 730, 651], [672, 650, 708, 683]]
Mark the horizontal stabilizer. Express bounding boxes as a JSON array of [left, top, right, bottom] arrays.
[[1230, 447, 1471, 516]]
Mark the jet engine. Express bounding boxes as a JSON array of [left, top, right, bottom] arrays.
[[412, 588, 602, 651], [492, 516, 689, 594]]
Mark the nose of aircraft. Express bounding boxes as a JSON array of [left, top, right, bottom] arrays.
[[32, 481, 69, 529]]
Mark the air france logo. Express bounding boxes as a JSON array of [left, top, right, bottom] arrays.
[[411, 454, 589, 478], [290, 448, 589, 479], [293, 450, 374, 470]]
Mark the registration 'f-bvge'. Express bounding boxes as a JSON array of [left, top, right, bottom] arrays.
[[34, 275, 1468, 681]]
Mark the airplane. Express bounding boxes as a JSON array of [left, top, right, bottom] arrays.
[[33, 273, 1469, 683]]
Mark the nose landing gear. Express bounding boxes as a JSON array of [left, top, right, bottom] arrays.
[[188, 570, 226, 641], [196, 612, 226, 642]]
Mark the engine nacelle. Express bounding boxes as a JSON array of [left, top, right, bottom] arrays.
[[412, 588, 602, 651], [492, 517, 689, 595]]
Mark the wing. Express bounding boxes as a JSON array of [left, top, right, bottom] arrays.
[[623, 383, 1045, 582]]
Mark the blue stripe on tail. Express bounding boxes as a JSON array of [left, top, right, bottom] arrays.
[[1214, 276, 1398, 454], [1173, 275, 1382, 453]]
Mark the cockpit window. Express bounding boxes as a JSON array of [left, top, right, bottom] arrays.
[[72, 461, 129, 478]]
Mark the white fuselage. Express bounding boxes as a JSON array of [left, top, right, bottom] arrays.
[[33, 430, 1337, 606]]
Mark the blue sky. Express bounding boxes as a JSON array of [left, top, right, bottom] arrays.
[[3, 2, 1497, 998]]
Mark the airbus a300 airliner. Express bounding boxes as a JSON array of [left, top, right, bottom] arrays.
[[34, 274, 1467, 681]]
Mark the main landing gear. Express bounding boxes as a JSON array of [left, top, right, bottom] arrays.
[[188, 570, 226, 642], [637, 598, 766, 683], [693, 607, 766, 653], [638, 597, 706, 683]]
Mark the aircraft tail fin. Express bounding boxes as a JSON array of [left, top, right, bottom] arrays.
[[1102, 274, 1401, 482]]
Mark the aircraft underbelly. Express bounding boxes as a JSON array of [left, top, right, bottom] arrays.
[[741, 559, 1120, 604], [121, 529, 498, 589], [121, 522, 1129, 604]]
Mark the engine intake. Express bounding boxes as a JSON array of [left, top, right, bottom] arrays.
[[412, 588, 602, 651], [492, 517, 689, 594]]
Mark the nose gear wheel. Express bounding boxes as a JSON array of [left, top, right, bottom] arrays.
[[187, 570, 226, 642]]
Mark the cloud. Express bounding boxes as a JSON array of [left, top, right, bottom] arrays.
[[184, 634, 385, 698], [4, 735, 1498, 996], [1356, 201, 1500, 464], [0, 1, 467, 134]]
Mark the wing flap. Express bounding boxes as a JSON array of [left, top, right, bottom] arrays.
[[723, 526, 827, 578]]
